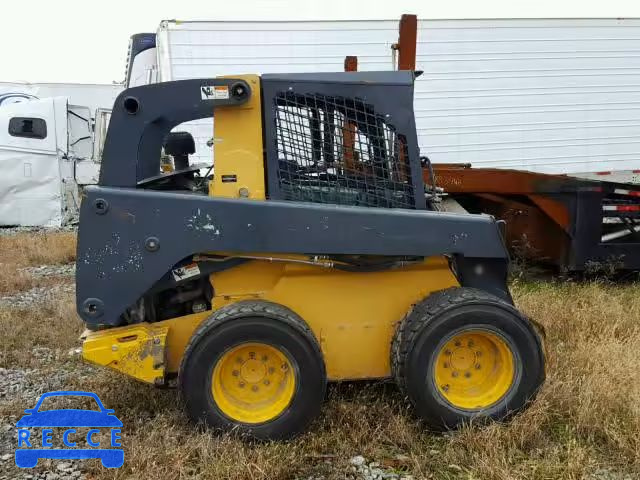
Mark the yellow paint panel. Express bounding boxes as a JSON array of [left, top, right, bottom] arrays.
[[83, 258, 459, 384], [211, 257, 459, 380], [161, 311, 210, 372], [209, 74, 265, 200], [82, 324, 168, 384]]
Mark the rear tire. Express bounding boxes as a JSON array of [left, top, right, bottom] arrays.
[[179, 300, 326, 440], [392, 287, 545, 429]]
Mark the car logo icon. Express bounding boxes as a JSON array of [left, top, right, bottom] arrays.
[[15, 391, 123, 468]]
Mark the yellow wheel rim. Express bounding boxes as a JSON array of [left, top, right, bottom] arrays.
[[212, 342, 296, 424], [434, 329, 516, 410]]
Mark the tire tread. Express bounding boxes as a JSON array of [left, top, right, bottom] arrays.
[[391, 287, 540, 409], [180, 300, 323, 384], [178, 299, 326, 439]]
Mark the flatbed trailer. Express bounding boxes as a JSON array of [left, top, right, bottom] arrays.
[[426, 164, 640, 270]]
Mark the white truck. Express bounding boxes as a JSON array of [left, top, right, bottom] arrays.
[[0, 83, 121, 226], [126, 18, 640, 183]]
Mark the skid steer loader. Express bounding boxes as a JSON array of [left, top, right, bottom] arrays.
[[77, 71, 545, 439]]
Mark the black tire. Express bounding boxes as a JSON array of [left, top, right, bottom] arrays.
[[179, 300, 326, 440], [391, 287, 545, 429]]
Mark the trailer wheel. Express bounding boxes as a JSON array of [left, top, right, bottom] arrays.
[[179, 300, 326, 440], [392, 287, 544, 429]]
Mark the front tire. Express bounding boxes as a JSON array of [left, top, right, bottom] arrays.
[[179, 300, 326, 440], [392, 287, 545, 429]]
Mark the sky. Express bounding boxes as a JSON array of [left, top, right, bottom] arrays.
[[3, 0, 640, 84]]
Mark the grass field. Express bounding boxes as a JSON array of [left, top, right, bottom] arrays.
[[0, 231, 639, 480]]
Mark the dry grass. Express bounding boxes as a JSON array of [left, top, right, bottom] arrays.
[[1, 232, 639, 479], [0, 232, 76, 294], [0, 294, 82, 368], [0, 232, 76, 267]]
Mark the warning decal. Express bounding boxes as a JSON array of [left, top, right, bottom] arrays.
[[172, 263, 201, 282], [201, 85, 230, 100]]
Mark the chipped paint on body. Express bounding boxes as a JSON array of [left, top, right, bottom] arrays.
[[81, 232, 143, 278], [187, 209, 222, 236]]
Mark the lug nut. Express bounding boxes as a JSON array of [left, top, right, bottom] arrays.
[[281, 363, 288, 371], [239, 382, 245, 388], [251, 385, 259, 392], [465, 372, 472, 378], [263, 379, 270, 385], [452, 371, 459, 378]]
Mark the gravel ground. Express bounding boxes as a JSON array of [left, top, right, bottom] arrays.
[[0, 350, 90, 403], [0, 348, 94, 480], [0, 227, 77, 237], [19, 265, 76, 278], [348, 456, 414, 480], [0, 242, 89, 479], [0, 283, 74, 309]]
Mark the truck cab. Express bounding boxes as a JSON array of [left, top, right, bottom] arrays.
[[0, 97, 108, 227]]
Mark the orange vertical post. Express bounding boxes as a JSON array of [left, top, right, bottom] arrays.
[[344, 56, 358, 72], [342, 56, 358, 171], [397, 14, 417, 70]]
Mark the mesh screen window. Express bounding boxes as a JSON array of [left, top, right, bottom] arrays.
[[273, 92, 416, 209]]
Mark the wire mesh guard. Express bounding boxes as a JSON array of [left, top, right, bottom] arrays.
[[273, 92, 416, 209]]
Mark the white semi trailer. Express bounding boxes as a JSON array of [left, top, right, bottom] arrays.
[[125, 18, 640, 183]]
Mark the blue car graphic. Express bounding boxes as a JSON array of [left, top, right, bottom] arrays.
[[15, 391, 123, 468]]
